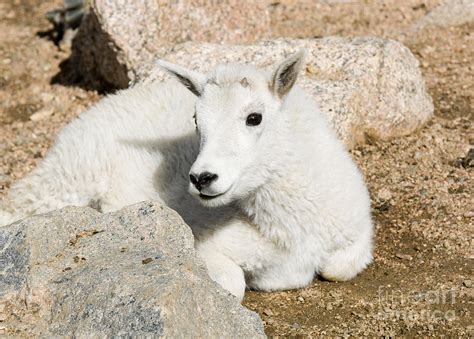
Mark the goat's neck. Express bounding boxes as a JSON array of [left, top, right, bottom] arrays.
[[240, 149, 317, 249], [241, 91, 323, 248]]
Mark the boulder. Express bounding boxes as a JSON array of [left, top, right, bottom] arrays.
[[0, 202, 265, 337], [144, 38, 433, 148], [410, 0, 474, 30], [72, 0, 271, 88], [70, 1, 433, 147]]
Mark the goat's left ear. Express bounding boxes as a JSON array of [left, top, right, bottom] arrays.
[[156, 60, 206, 97], [270, 50, 306, 99]]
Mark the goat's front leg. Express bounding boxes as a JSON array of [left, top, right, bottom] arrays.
[[194, 218, 281, 301], [196, 240, 246, 301]]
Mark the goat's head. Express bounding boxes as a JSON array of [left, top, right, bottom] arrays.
[[157, 51, 305, 207]]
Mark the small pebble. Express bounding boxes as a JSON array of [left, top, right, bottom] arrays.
[[6, 10, 16, 19], [377, 188, 393, 201], [30, 108, 54, 121], [463, 211, 474, 218], [291, 322, 302, 329], [266, 318, 274, 325], [395, 253, 413, 261], [263, 308, 274, 316]]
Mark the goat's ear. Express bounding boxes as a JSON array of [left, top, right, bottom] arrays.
[[270, 50, 306, 99], [156, 60, 205, 97]]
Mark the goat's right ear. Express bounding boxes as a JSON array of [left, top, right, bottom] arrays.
[[156, 60, 206, 97]]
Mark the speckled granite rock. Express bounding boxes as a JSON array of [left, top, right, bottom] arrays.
[[144, 38, 433, 148], [0, 202, 265, 337], [73, 0, 271, 88], [411, 0, 474, 29]]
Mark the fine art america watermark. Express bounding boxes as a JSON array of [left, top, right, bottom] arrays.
[[376, 286, 458, 322]]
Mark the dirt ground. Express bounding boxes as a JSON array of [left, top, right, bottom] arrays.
[[0, 1, 472, 337]]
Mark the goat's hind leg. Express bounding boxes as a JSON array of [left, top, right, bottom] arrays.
[[320, 228, 373, 281], [0, 158, 104, 227]]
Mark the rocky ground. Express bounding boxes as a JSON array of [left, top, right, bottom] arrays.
[[0, 0, 472, 336]]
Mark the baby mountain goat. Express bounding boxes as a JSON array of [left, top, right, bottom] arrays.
[[0, 52, 373, 300]]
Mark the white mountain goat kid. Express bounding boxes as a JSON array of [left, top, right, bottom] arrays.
[[0, 52, 373, 301]]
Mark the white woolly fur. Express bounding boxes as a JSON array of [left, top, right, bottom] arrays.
[[1, 52, 373, 301]]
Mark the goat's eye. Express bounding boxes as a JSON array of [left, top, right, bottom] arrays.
[[246, 113, 262, 126]]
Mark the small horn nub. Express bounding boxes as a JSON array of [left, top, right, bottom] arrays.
[[240, 77, 249, 88], [207, 78, 218, 86]]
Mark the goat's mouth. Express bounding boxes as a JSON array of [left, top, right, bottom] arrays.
[[199, 191, 225, 200], [199, 193, 222, 200], [198, 186, 232, 201]]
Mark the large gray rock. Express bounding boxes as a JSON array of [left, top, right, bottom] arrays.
[[0, 202, 264, 337], [144, 38, 433, 148], [72, 0, 271, 89]]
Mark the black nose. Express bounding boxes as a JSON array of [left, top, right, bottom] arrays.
[[190, 172, 218, 191]]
